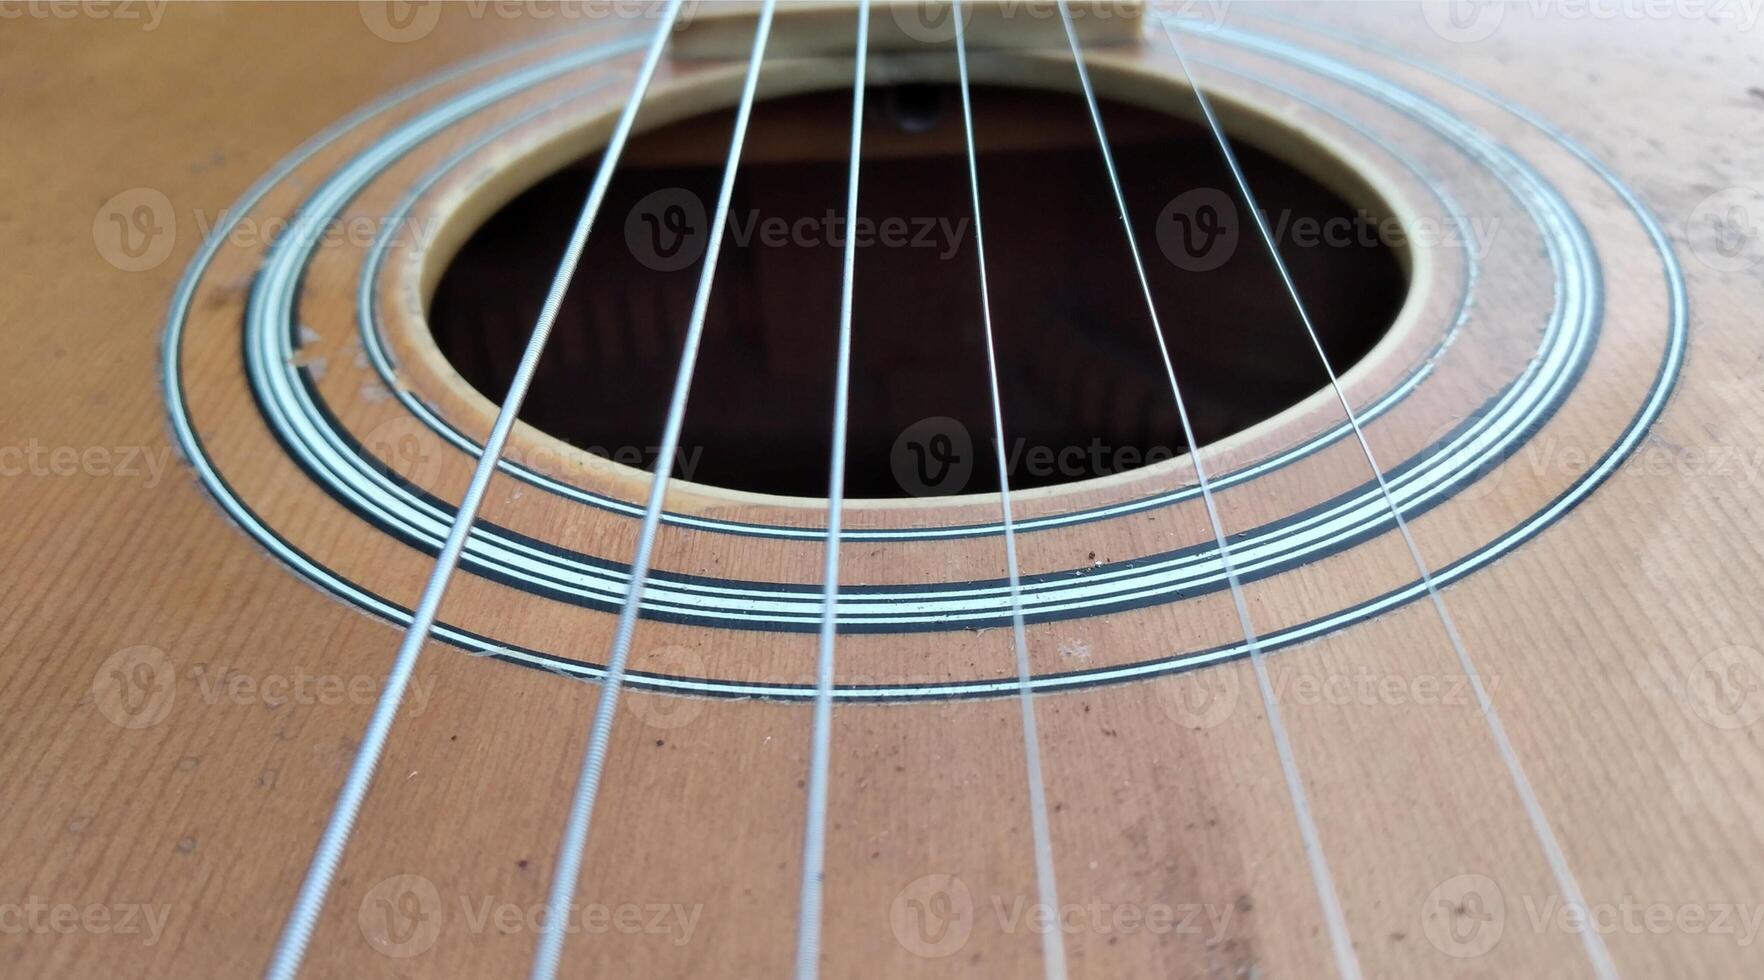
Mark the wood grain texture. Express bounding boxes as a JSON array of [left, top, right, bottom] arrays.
[[1, 2, 1761, 979], [669, 0, 1146, 60]]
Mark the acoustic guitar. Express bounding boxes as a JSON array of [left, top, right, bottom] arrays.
[[4, 1, 1761, 977]]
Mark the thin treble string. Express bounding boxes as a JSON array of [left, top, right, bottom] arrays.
[[262, 6, 684, 978], [952, 5, 1068, 979], [790, 2, 868, 978], [1053, 3, 1362, 977], [526, 3, 777, 978], [1155, 16, 1619, 980]]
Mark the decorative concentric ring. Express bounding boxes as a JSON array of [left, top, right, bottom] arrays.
[[164, 15, 1683, 699]]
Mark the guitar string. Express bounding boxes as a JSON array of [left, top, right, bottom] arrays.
[[952, 4, 1069, 978], [1155, 16, 1620, 980], [1053, 3, 1362, 977], [262, 5, 684, 978], [527, 2, 777, 977], [791, 2, 868, 978]]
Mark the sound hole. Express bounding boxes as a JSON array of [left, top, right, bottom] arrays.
[[429, 83, 1406, 499]]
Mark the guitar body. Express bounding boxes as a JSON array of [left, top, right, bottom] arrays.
[[3, 2, 1761, 978]]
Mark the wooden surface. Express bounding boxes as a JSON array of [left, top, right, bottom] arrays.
[[670, 0, 1147, 59], [2, 2, 1762, 978]]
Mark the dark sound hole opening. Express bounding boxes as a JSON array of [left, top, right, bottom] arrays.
[[429, 83, 1407, 499]]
